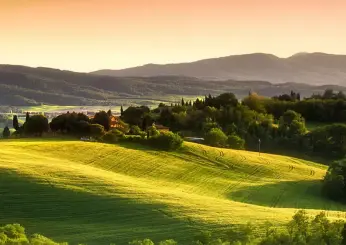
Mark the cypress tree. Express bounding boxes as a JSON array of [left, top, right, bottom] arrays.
[[120, 106, 124, 116], [13, 115, 19, 130], [25, 112, 30, 122]]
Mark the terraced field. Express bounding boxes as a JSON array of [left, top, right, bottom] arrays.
[[0, 139, 345, 244]]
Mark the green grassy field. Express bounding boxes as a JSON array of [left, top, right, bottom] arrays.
[[0, 139, 345, 244]]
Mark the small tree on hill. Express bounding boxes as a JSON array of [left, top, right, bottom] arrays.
[[2, 126, 10, 138], [120, 105, 124, 116], [13, 115, 19, 131], [107, 109, 112, 117]]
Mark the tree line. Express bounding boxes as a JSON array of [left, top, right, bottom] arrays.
[[3, 109, 183, 151], [2, 210, 346, 244], [3, 89, 346, 159]]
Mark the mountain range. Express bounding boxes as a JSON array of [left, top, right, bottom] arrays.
[[1, 52, 346, 106], [92, 52, 346, 85]]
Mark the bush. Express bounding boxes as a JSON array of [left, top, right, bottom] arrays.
[[322, 160, 346, 201], [227, 134, 245, 150], [129, 238, 154, 245], [147, 125, 160, 137], [129, 125, 147, 138], [121, 135, 144, 143], [89, 124, 105, 138], [102, 129, 124, 143], [204, 128, 227, 147], [2, 126, 10, 138], [147, 132, 183, 151]]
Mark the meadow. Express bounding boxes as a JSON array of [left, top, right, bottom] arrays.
[[0, 139, 345, 244]]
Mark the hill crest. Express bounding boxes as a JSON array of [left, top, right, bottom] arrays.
[[92, 52, 346, 86]]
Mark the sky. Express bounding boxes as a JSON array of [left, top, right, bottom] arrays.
[[1, 0, 346, 72]]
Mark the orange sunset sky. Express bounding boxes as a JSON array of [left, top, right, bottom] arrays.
[[1, 0, 346, 72]]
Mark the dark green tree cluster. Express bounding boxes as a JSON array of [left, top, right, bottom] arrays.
[[323, 159, 346, 201], [50, 112, 90, 136], [308, 124, 346, 159], [244, 89, 346, 122], [272, 90, 301, 102]]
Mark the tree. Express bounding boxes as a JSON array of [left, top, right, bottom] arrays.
[[121, 106, 149, 126], [147, 125, 160, 137], [25, 112, 30, 122], [279, 110, 306, 137], [227, 134, 245, 150], [89, 124, 105, 137], [205, 128, 228, 147], [92, 111, 110, 131], [242, 93, 267, 113], [107, 109, 112, 117], [121, 105, 124, 116], [13, 115, 19, 131], [24, 115, 49, 136], [181, 98, 185, 106], [323, 89, 335, 100], [2, 126, 10, 138]]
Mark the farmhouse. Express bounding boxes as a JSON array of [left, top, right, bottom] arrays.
[[152, 123, 170, 132], [110, 116, 122, 129]]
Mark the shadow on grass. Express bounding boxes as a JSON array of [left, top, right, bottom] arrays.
[[229, 179, 346, 211], [0, 170, 200, 245]]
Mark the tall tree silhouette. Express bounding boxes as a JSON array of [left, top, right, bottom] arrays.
[[13, 115, 19, 130]]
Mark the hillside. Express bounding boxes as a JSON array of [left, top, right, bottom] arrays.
[[0, 139, 345, 244], [0, 64, 345, 106], [92, 52, 346, 86]]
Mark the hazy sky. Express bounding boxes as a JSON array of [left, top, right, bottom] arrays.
[[1, 0, 346, 72]]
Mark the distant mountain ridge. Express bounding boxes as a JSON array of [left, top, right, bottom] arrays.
[[0, 64, 345, 106], [92, 52, 346, 85]]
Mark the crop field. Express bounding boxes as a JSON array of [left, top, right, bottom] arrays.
[[0, 139, 345, 244]]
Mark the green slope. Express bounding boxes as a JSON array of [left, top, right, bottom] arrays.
[[0, 139, 345, 244]]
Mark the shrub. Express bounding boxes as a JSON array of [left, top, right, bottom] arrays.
[[121, 135, 143, 143], [147, 132, 183, 151], [129, 238, 154, 245], [89, 124, 105, 138], [322, 160, 346, 201], [147, 125, 160, 137], [2, 126, 10, 138], [159, 239, 178, 245], [227, 134, 245, 150], [204, 128, 227, 147], [102, 130, 124, 143], [129, 125, 146, 138]]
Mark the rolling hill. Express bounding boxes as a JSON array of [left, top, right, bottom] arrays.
[[0, 139, 345, 244], [0, 64, 345, 106], [92, 52, 346, 86]]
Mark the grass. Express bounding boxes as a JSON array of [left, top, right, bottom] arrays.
[[0, 139, 345, 244]]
